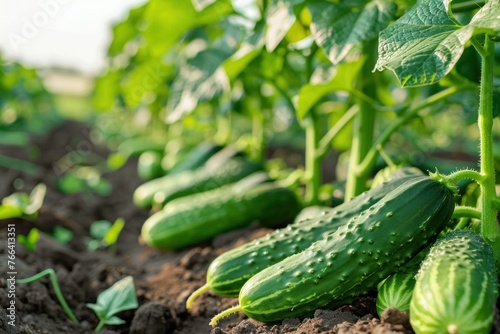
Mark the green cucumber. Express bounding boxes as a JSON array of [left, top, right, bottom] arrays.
[[141, 179, 300, 250], [211, 175, 455, 324], [137, 151, 164, 180], [410, 230, 498, 334], [167, 142, 223, 175], [186, 175, 423, 308], [375, 249, 428, 316], [133, 158, 262, 208]]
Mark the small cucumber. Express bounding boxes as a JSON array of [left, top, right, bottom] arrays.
[[141, 178, 300, 250], [186, 175, 422, 308], [137, 151, 164, 180], [211, 176, 455, 324], [375, 249, 428, 316], [410, 230, 498, 334], [133, 158, 262, 208]]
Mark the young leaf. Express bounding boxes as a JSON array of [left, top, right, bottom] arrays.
[[309, 0, 397, 65], [51, 226, 73, 245], [103, 218, 125, 246], [86, 276, 138, 331], [17, 228, 40, 252], [375, 0, 474, 87]]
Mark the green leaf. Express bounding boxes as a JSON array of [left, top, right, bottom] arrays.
[[143, 0, 233, 58], [192, 0, 216, 11], [90, 220, 112, 240], [0, 205, 24, 220], [376, 0, 474, 87], [265, 0, 304, 52], [469, 0, 500, 35], [224, 24, 264, 80], [103, 218, 125, 246], [17, 228, 39, 252], [51, 226, 73, 245], [309, 0, 397, 65], [296, 58, 365, 119], [102, 315, 126, 326], [166, 47, 233, 123], [86, 276, 138, 323]]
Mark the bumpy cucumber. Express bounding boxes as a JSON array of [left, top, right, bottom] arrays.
[[141, 179, 300, 250], [133, 158, 262, 208], [187, 175, 421, 308], [212, 176, 455, 324], [410, 230, 498, 334]]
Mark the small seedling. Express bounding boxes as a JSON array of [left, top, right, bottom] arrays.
[[86, 276, 138, 332], [0, 183, 46, 220], [17, 228, 40, 252], [17, 268, 78, 323], [87, 218, 125, 253]]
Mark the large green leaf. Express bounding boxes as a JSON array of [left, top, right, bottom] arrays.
[[296, 58, 365, 119], [309, 0, 397, 65], [375, 0, 500, 87], [143, 0, 233, 58], [265, 0, 304, 52], [469, 0, 500, 34], [224, 24, 264, 80], [166, 48, 233, 123]]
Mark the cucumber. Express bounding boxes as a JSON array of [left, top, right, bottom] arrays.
[[167, 142, 223, 175], [117, 137, 164, 158], [211, 175, 455, 324], [186, 175, 423, 308], [133, 158, 262, 208], [137, 151, 163, 180], [410, 230, 498, 334], [141, 178, 300, 250]]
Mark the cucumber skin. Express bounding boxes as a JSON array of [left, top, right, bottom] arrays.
[[376, 268, 417, 316], [410, 230, 498, 334], [141, 183, 300, 250], [133, 158, 262, 208], [207, 175, 421, 298], [376, 248, 428, 316], [238, 176, 455, 323]]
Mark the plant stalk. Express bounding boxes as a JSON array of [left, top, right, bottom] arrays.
[[478, 36, 500, 263], [304, 114, 321, 205], [345, 40, 377, 200]]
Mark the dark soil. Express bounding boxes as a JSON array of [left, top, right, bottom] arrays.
[[0, 120, 498, 334]]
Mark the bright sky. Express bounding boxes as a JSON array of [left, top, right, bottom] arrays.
[[0, 0, 146, 76]]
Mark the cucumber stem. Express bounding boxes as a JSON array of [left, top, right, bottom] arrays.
[[477, 36, 500, 264], [304, 114, 321, 205], [345, 40, 377, 200], [210, 304, 243, 327], [452, 205, 482, 221], [186, 284, 210, 309]]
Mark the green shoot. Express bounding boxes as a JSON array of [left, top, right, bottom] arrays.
[[86, 276, 138, 332], [17, 268, 78, 323]]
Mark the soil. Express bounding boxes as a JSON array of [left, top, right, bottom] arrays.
[[0, 120, 499, 334]]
